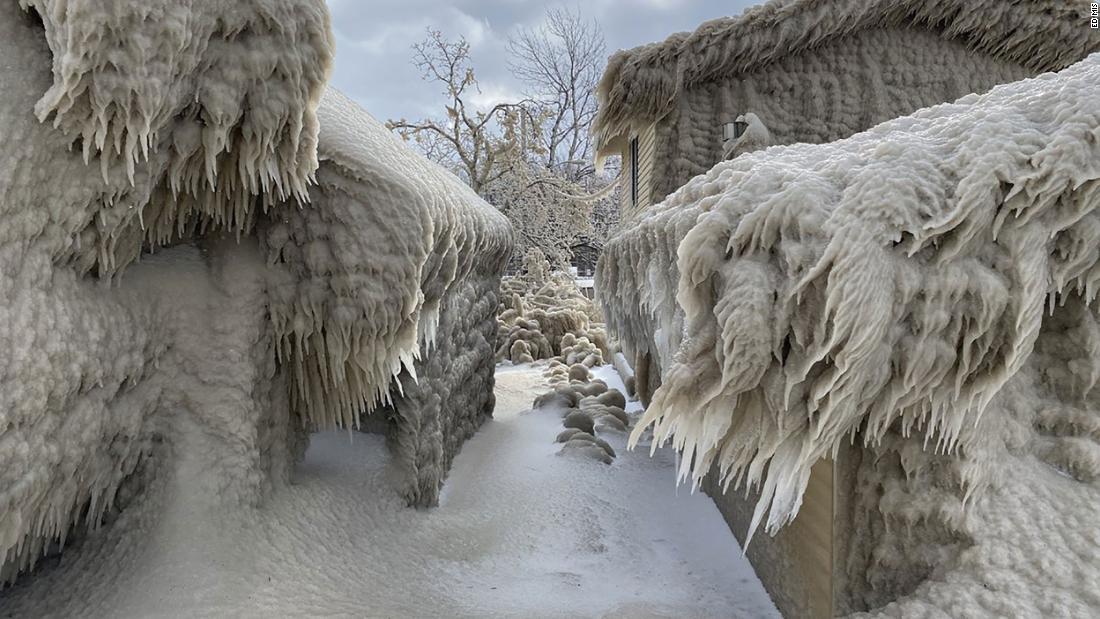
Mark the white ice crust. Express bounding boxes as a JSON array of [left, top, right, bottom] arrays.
[[600, 54, 1100, 614], [0, 0, 510, 582]]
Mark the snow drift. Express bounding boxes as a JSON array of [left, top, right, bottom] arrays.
[[0, 0, 510, 583], [599, 54, 1100, 613]]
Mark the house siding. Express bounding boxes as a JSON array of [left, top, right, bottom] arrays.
[[704, 457, 836, 619], [620, 122, 658, 221]]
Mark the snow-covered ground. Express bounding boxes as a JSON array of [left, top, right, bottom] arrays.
[[1, 363, 776, 618]]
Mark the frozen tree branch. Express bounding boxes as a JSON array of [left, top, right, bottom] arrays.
[[386, 29, 540, 193], [387, 17, 618, 269], [508, 7, 604, 180]]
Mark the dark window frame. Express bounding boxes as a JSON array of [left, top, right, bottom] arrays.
[[629, 135, 639, 207]]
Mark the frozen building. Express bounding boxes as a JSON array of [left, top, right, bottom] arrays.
[[595, 0, 1096, 223], [596, 1, 1100, 617], [0, 0, 510, 585]]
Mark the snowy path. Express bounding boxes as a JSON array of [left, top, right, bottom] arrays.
[[1, 364, 776, 618]]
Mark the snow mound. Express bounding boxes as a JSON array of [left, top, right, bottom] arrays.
[[599, 54, 1100, 612], [534, 366, 631, 464]]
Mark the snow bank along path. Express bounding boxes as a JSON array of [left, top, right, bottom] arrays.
[[598, 53, 1100, 615], [1, 0, 508, 588], [0, 360, 778, 618]]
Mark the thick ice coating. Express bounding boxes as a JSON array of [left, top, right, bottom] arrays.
[[599, 54, 1100, 612], [0, 0, 511, 583], [21, 0, 333, 272], [0, 0, 332, 580], [266, 89, 511, 502]]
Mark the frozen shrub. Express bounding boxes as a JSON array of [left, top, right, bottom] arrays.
[[563, 411, 596, 434], [558, 440, 613, 465], [495, 251, 611, 366], [533, 362, 630, 464]]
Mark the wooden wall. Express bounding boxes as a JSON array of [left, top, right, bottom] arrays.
[[703, 457, 837, 618], [619, 122, 658, 219]]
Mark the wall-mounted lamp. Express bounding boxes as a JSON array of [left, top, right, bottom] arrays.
[[723, 119, 748, 141]]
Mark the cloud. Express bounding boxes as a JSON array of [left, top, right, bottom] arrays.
[[630, 0, 684, 9], [451, 9, 491, 47], [325, 0, 762, 123], [343, 22, 423, 55], [468, 82, 524, 111]]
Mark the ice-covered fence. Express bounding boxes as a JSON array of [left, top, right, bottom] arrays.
[[598, 54, 1100, 613], [0, 0, 510, 582]]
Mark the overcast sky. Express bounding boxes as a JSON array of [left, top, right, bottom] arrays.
[[325, 0, 760, 123]]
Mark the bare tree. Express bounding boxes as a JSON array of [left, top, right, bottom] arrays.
[[387, 29, 538, 193], [508, 7, 605, 181], [387, 20, 615, 271]]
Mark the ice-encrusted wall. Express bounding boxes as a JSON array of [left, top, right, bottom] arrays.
[[651, 28, 1032, 205], [1, 0, 511, 583], [595, 0, 1100, 217], [266, 90, 511, 506], [0, 0, 331, 580], [598, 54, 1100, 615], [367, 275, 501, 506]]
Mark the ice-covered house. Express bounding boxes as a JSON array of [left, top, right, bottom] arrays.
[[0, 0, 510, 586], [594, 0, 1095, 224], [595, 1, 1100, 617]]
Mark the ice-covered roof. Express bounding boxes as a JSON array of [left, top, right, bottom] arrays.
[[593, 0, 1100, 146]]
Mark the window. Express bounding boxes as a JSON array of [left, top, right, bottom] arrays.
[[733, 118, 748, 139], [629, 135, 639, 208]]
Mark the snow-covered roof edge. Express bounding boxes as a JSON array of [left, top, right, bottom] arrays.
[[593, 0, 1100, 147], [268, 87, 513, 430]]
